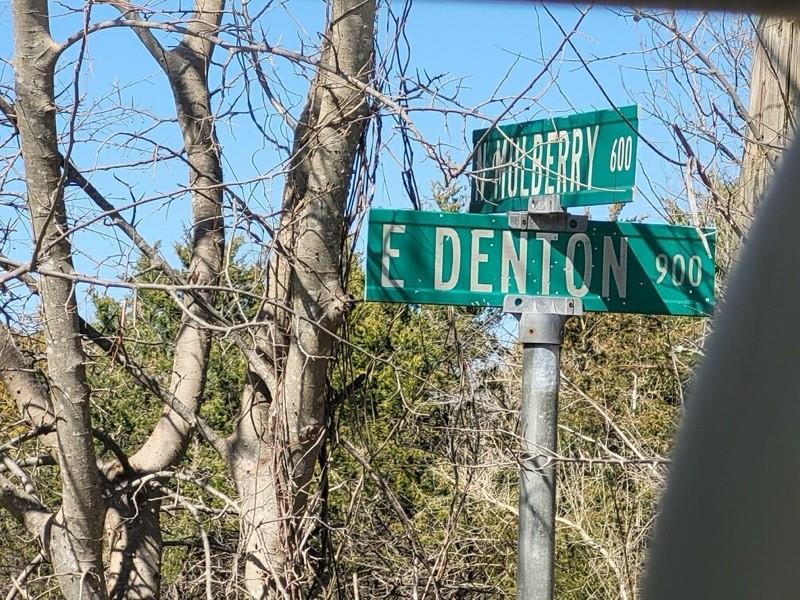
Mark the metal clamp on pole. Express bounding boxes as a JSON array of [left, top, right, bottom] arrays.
[[503, 295, 584, 344], [504, 294, 583, 600], [507, 194, 588, 233]]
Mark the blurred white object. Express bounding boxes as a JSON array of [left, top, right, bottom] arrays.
[[642, 118, 800, 599]]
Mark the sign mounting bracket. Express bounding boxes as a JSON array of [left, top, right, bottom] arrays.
[[503, 294, 584, 344], [507, 194, 588, 233]]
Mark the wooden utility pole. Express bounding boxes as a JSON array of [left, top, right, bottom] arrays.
[[740, 17, 800, 228]]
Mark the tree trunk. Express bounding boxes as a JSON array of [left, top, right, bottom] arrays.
[[105, 3, 226, 596], [12, 0, 107, 597], [229, 0, 376, 596], [125, 0, 226, 478], [106, 492, 163, 600], [740, 16, 800, 228]]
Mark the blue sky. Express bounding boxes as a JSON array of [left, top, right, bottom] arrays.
[[0, 1, 746, 316]]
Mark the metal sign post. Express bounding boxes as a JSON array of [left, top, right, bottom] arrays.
[[503, 197, 585, 600], [504, 295, 583, 600]]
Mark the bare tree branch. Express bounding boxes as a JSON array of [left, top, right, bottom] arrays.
[[0, 472, 49, 537]]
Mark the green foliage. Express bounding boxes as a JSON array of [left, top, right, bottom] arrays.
[[327, 265, 516, 595], [552, 312, 704, 599]]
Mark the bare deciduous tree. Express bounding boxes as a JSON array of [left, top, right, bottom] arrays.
[[2, 0, 375, 596]]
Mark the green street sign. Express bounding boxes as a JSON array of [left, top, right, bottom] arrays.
[[470, 105, 638, 213], [366, 209, 715, 317]]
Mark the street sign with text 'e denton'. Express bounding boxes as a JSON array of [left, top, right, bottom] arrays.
[[366, 209, 715, 317], [470, 105, 638, 213]]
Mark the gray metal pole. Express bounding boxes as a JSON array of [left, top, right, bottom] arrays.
[[517, 312, 565, 600]]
